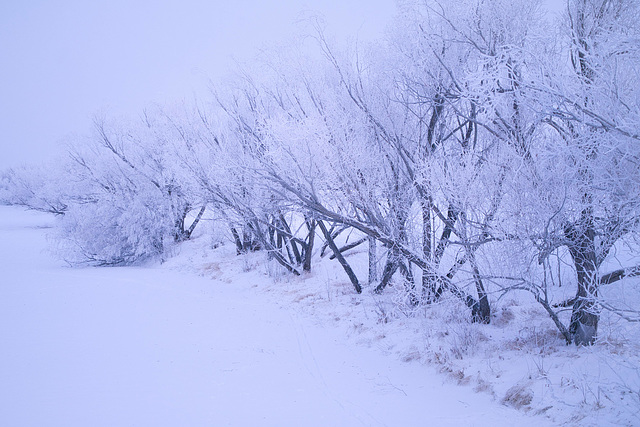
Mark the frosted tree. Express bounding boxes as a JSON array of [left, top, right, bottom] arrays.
[[302, 0, 548, 321], [519, 0, 640, 345], [0, 161, 79, 215], [57, 108, 205, 265]]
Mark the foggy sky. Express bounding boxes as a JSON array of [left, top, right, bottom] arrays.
[[0, 0, 563, 170], [0, 0, 395, 169]]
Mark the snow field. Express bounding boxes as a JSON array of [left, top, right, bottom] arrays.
[[0, 207, 546, 426]]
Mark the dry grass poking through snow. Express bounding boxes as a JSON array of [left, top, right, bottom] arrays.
[[169, 233, 640, 427]]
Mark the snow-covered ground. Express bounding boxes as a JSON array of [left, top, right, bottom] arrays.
[[0, 206, 637, 426]]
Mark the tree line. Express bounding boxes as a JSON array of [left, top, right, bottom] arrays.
[[2, 0, 639, 346]]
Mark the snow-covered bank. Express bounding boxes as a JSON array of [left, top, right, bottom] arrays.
[[0, 206, 545, 426], [168, 211, 640, 426]]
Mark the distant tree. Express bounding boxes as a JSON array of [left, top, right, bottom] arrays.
[[0, 162, 75, 215], [57, 109, 205, 265]]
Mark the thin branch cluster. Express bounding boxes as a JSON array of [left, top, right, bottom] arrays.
[[2, 0, 639, 346]]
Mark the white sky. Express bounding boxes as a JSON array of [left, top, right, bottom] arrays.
[[0, 0, 395, 169], [0, 0, 564, 170]]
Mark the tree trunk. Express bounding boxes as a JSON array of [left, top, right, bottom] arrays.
[[231, 227, 244, 255], [374, 252, 400, 294], [565, 219, 599, 345], [329, 237, 367, 260], [173, 205, 190, 242], [302, 219, 316, 272], [278, 214, 302, 265], [184, 205, 206, 239], [421, 200, 435, 301], [318, 220, 361, 293], [398, 261, 419, 306], [424, 204, 459, 303], [368, 237, 377, 284], [469, 256, 491, 324]]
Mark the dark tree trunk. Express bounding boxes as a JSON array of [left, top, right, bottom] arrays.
[[278, 214, 302, 265], [173, 204, 190, 242], [243, 227, 252, 251], [398, 261, 419, 306], [421, 200, 434, 299], [318, 220, 361, 293], [268, 219, 276, 247], [374, 249, 400, 294], [302, 219, 316, 272], [565, 218, 599, 345], [178, 205, 206, 240], [231, 224, 261, 255], [423, 204, 459, 303], [328, 237, 367, 260], [320, 224, 345, 257], [231, 227, 244, 255], [469, 256, 491, 324], [368, 237, 377, 284]]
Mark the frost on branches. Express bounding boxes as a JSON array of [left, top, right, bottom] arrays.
[[3, 0, 640, 346]]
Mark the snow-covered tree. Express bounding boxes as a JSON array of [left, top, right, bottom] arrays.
[[517, 0, 640, 344], [56, 108, 205, 265]]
